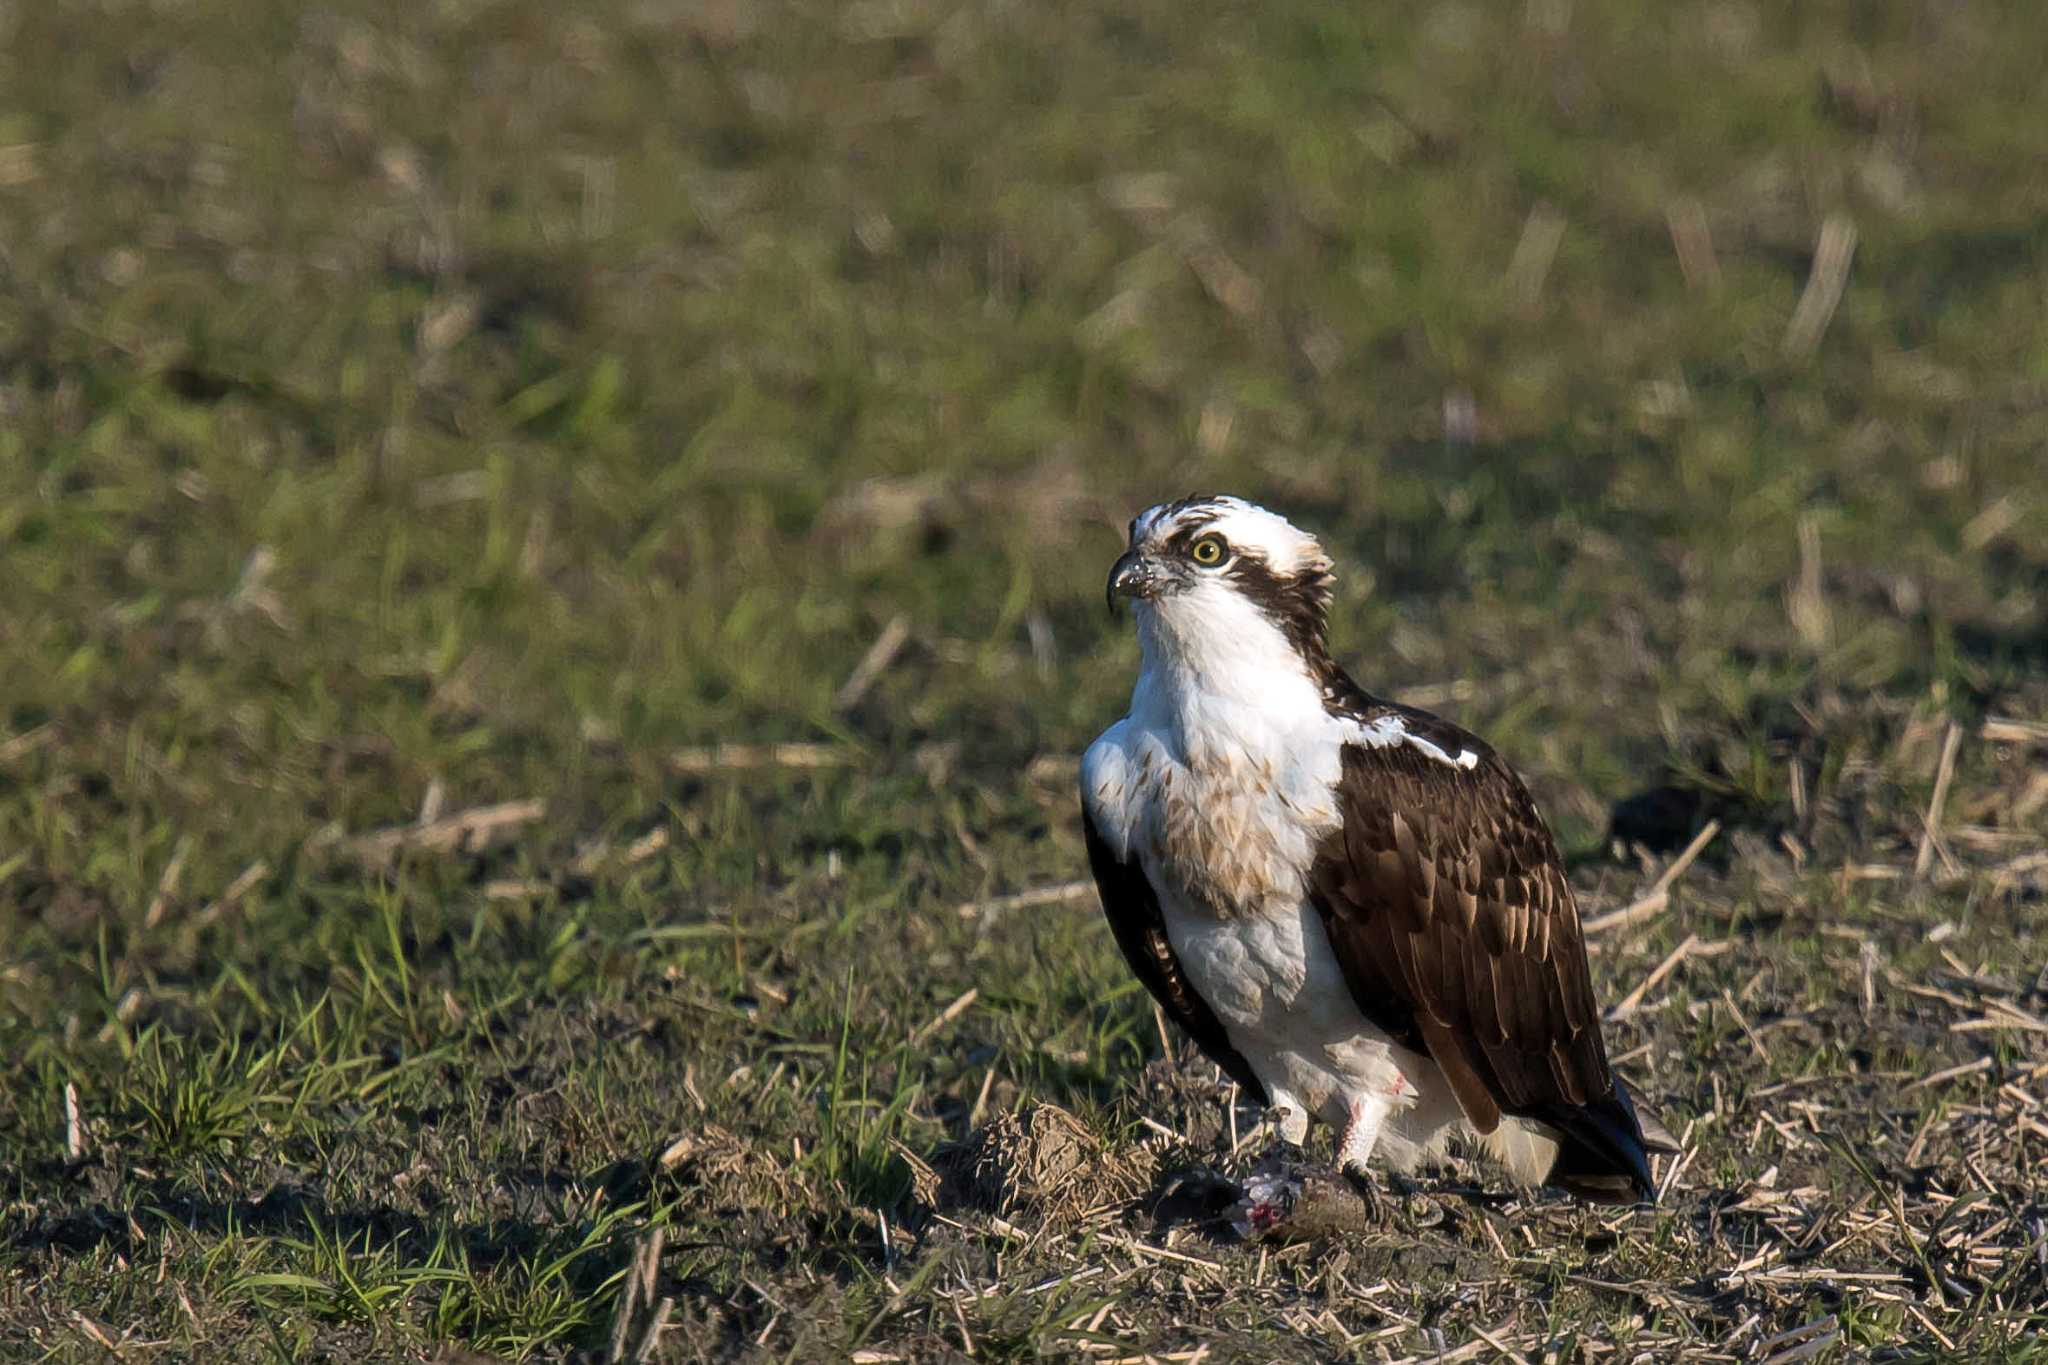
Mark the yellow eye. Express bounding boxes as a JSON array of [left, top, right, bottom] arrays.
[[1190, 534, 1227, 566]]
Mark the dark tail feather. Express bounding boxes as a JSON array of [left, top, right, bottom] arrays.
[[1537, 1078, 1671, 1204]]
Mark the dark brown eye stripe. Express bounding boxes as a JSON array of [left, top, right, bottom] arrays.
[[1225, 550, 1333, 664]]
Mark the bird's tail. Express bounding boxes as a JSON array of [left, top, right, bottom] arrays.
[[1532, 1078, 1677, 1204]]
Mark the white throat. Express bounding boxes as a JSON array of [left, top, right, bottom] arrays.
[[1129, 588, 1330, 762]]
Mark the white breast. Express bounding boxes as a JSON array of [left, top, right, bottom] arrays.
[[1081, 691, 1346, 918]]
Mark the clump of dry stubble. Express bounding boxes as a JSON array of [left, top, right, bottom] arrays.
[[661, 1126, 816, 1215], [931, 1103, 1156, 1230]]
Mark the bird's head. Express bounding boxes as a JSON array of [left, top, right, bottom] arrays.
[[1107, 494, 1336, 687]]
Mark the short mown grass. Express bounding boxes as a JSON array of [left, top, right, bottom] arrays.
[[3, 0, 2046, 1359]]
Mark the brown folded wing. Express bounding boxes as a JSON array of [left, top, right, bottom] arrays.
[[1306, 722, 1613, 1134], [1082, 809, 1268, 1104]]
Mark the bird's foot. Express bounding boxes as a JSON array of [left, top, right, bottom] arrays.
[[1337, 1161, 1389, 1223], [1338, 1165, 1445, 1230]]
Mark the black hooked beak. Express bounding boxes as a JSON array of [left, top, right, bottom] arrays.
[[1106, 548, 1165, 615]]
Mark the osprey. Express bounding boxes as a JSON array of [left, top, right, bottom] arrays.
[[1081, 494, 1673, 1203]]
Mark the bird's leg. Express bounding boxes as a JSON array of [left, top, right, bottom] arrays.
[[1336, 1091, 1391, 1174], [1336, 1092, 1395, 1221], [1334, 1093, 1451, 1229]]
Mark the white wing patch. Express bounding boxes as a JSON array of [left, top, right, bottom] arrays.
[[1355, 713, 1479, 770]]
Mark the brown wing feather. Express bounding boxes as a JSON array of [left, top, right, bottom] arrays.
[[1081, 808, 1268, 1104], [1307, 730, 1611, 1133]]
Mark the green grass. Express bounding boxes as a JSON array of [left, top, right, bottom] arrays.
[[3, 0, 2047, 1359]]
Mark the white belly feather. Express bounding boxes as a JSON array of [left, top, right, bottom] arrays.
[[1160, 882, 1468, 1166]]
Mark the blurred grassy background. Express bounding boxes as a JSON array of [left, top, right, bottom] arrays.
[[3, 0, 2046, 1359]]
